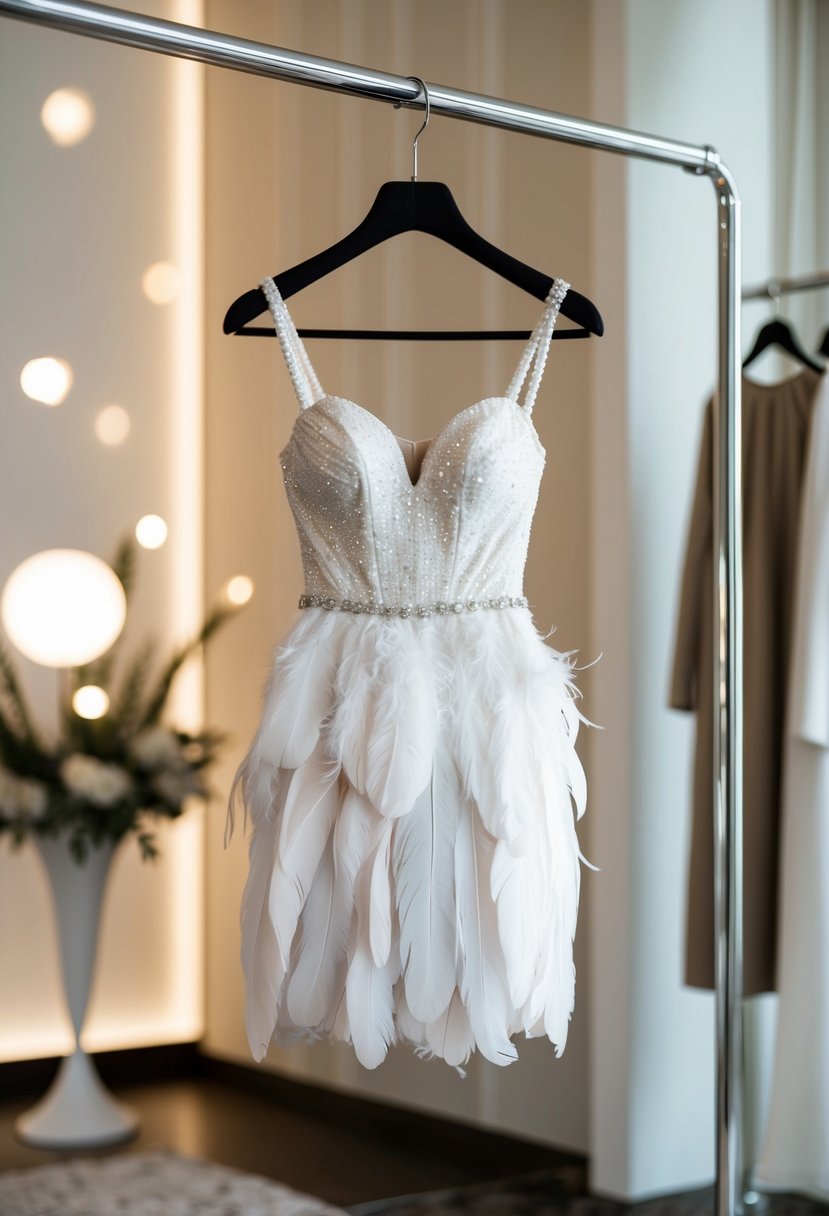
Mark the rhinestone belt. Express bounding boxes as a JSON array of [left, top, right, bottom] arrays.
[[298, 593, 529, 619]]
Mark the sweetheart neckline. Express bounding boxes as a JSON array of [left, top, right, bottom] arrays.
[[280, 393, 546, 490], [394, 434, 435, 485]]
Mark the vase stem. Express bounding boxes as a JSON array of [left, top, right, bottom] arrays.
[[15, 835, 138, 1148], [44, 836, 113, 1040]]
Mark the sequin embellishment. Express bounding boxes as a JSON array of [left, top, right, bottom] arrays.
[[298, 592, 529, 617]]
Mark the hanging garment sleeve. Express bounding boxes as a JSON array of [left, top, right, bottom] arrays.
[[787, 372, 829, 748], [669, 397, 714, 711]]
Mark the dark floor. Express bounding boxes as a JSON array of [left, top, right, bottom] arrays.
[[0, 1071, 582, 1210], [362, 1180, 829, 1216], [1, 1067, 827, 1216]]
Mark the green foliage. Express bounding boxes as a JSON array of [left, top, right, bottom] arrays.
[[73, 536, 137, 692], [139, 605, 234, 728], [0, 641, 40, 745], [110, 637, 157, 735]]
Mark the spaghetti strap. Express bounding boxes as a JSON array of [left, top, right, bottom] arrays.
[[506, 278, 570, 416], [260, 276, 324, 411]]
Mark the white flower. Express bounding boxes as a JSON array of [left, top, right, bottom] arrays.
[[60, 754, 132, 806], [17, 776, 48, 821], [151, 767, 205, 806], [129, 726, 183, 769], [0, 766, 48, 822]]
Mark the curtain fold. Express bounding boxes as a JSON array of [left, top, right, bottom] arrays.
[[756, 0, 829, 1196], [773, 0, 829, 345]]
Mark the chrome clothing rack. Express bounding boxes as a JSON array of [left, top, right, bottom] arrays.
[[0, 3, 745, 1212]]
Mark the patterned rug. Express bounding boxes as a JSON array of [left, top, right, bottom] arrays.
[[0, 1150, 346, 1216], [2, 1152, 827, 1216]]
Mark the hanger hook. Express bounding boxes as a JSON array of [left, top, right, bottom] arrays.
[[394, 76, 430, 181], [768, 279, 782, 317]]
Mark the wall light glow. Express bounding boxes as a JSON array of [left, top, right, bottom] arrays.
[[20, 357, 73, 407], [224, 575, 254, 606], [73, 685, 110, 720], [95, 404, 131, 446], [135, 514, 168, 550], [1, 550, 126, 668], [41, 87, 95, 146], [0, 4, 207, 1072], [142, 262, 180, 305]]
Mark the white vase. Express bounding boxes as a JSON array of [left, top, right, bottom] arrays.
[[15, 833, 139, 1148]]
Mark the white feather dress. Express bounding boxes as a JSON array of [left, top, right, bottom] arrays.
[[228, 275, 590, 1071]]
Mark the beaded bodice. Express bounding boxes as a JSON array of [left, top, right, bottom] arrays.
[[261, 276, 569, 614]]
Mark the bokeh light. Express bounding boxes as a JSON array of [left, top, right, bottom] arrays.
[[135, 514, 168, 550], [1, 550, 126, 668], [20, 357, 73, 407], [72, 685, 110, 720], [224, 575, 254, 606], [41, 87, 95, 146], [95, 404, 131, 446], [141, 262, 180, 305]]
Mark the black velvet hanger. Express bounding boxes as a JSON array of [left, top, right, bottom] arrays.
[[743, 317, 823, 374], [224, 181, 604, 341], [224, 78, 603, 342]]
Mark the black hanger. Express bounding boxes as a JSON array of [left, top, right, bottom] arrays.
[[818, 326, 829, 358], [743, 317, 823, 373], [224, 78, 604, 342]]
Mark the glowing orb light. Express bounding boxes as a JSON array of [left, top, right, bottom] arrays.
[[41, 88, 95, 146], [224, 575, 254, 606], [20, 357, 73, 406], [73, 685, 110, 720], [95, 404, 131, 446], [135, 515, 167, 550], [1, 550, 126, 667], [141, 262, 179, 305]]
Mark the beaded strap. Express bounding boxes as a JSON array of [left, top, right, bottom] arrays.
[[299, 592, 529, 619], [260, 276, 324, 410], [506, 278, 570, 416]]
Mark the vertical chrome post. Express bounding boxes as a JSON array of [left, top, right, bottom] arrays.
[[711, 165, 744, 1216]]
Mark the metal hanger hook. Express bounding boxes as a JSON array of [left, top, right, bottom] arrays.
[[768, 280, 782, 316], [394, 75, 430, 181]]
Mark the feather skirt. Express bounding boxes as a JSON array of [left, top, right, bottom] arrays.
[[229, 606, 589, 1071]]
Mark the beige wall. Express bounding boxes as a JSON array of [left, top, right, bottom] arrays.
[[0, 0, 205, 1061], [588, 0, 779, 1198], [203, 0, 595, 1154]]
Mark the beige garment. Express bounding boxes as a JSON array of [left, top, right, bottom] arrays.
[[669, 369, 822, 994]]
